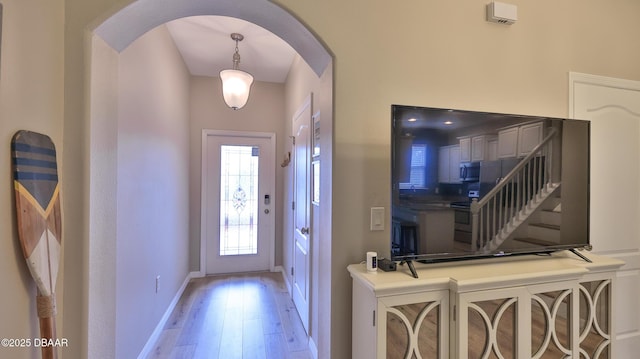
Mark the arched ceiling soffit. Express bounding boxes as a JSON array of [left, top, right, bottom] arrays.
[[93, 0, 331, 77]]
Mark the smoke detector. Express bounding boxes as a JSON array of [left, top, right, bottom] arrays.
[[486, 1, 517, 25]]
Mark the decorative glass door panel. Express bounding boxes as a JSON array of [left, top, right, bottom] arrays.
[[378, 291, 449, 359], [386, 302, 442, 358], [578, 280, 612, 358], [467, 298, 517, 359], [458, 279, 614, 359], [219, 145, 259, 256], [203, 131, 274, 275], [530, 290, 573, 358]]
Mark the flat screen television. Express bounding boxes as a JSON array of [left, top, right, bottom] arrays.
[[391, 105, 591, 265]]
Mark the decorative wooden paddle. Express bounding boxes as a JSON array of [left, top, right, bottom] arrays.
[[11, 131, 62, 359]]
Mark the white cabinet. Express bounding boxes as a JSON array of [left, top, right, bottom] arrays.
[[438, 145, 460, 183], [448, 146, 460, 182], [498, 122, 544, 158], [518, 121, 544, 157], [497, 126, 519, 158], [351, 278, 378, 359], [379, 291, 449, 358], [487, 139, 498, 161], [460, 135, 495, 162], [349, 253, 623, 359], [459, 137, 471, 162], [455, 271, 618, 358], [351, 273, 450, 359], [471, 135, 489, 162]]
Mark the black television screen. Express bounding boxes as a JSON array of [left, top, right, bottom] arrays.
[[391, 105, 590, 263]]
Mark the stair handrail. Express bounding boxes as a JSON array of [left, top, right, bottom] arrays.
[[474, 127, 558, 209], [471, 127, 559, 250]]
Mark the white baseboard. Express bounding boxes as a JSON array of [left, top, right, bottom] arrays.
[[272, 265, 284, 274], [137, 271, 198, 359], [275, 265, 293, 294], [191, 270, 205, 278]]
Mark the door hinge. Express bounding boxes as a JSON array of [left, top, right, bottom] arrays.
[[290, 267, 294, 276], [292, 136, 296, 145], [452, 304, 456, 321], [292, 201, 295, 210], [373, 310, 376, 327]]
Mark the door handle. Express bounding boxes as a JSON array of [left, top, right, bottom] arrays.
[[300, 227, 310, 234]]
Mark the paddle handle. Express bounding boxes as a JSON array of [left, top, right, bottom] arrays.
[[38, 316, 58, 359], [37, 294, 58, 359]]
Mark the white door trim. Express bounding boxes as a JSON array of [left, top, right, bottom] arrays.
[[199, 129, 276, 276], [569, 71, 640, 357], [291, 94, 313, 334], [570, 72, 640, 99]]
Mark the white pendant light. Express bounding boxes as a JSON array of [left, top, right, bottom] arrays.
[[220, 33, 254, 110]]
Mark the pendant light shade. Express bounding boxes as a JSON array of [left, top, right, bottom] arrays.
[[220, 33, 254, 110], [220, 69, 254, 110]]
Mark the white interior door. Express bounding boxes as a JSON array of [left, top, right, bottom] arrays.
[[292, 97, 312, 333], [202, 131, 275, 275], [570, 72, 640, 357]]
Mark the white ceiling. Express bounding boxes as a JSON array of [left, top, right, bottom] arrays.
[[165, 16, 297, 83]]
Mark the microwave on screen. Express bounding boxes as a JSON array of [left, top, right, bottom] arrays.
[[459, 162, 480, 182]]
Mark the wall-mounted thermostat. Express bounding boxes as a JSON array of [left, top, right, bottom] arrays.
[[487, 1, 517, 25]]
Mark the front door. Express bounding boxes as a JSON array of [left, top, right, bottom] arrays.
[[202, 131, 275, 275], [570, 72, 640, 357], [292, 97, 312, 333]]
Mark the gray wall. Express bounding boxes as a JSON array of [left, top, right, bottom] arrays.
[[115, 25, 191, 359]]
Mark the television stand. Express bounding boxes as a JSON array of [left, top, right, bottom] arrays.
[[400, 260, 418, 278], [348, 253, 623, 359], [569, 248, 593, 263]]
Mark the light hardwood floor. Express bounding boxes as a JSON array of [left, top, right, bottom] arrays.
[[146, 272, 312, 359]]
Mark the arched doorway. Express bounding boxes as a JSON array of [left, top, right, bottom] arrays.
[[88, 1, 333, 358], [94, 0, 331, 78]]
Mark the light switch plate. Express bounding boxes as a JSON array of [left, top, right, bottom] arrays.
[[370, 207, 385, 231]]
